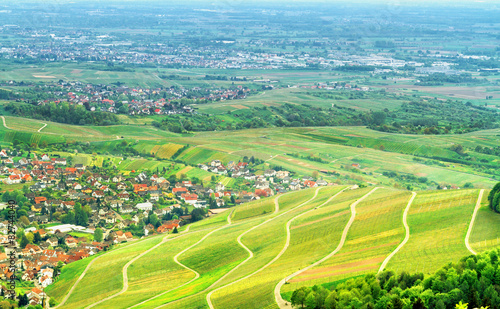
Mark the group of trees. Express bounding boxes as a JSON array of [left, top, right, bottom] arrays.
[[60, 203, 89, 226], [489, 182, 500, 213], [5, 102, 120, 126], [290, 248, 500, 309]]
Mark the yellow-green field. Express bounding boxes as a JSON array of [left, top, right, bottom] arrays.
[[46, 187, 500, 309]]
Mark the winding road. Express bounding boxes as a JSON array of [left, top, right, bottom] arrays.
[[378, 192, 417, 273], [205, 188, 333, 309], [465, 189, 485, 255], [38, 123, 47, 132], [1, 116, 9, 129], [129, 212, 233, 309], [274, 187, 380, 308]]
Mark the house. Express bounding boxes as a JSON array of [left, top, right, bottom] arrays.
[[136, 202, 153, 211], [34, 196, 48, 205], [352, 163, 361, 168], [112, 175, 122, 183], [105, 215, 116, 224], [289, 182, 301, 191], [115, 231, 128, 243], [92, 190, 104, 198], [118, 191, 130, 200], [28, 288, 46, 301], [317, 179, 328, 186], [47, 237, 58, 247], [121, 206, 134, 214], [304, 180, 317, 188], [117, 182, 127, 190], [6, 174, 21, 184], [264, 169, 276, 177], [74, 164, 85, 170], [215, 182, 225, 192], [181, 193, 198, 205], [172, 187, 188, 195]]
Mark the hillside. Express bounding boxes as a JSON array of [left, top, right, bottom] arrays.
[[44, 186, 499, 308]]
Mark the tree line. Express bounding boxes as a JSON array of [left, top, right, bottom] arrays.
[[5, 102, 120, 126], [489, 182, 500, 213], [290, 247, 500, 309]]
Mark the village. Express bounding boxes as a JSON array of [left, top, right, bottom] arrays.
[[1, 80, 253, 116], [0, 148, 335, 307]]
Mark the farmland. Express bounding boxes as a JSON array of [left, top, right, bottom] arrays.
[[44, 186, 500, 309]]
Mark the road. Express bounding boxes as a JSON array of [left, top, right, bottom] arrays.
[[130, 212, 233, 309], [274, 187, 380, 308], [378, 192, 417, 273], [465, 189, 485, 255], [1, 116, 9, 129], [38, 123, 47, 132]]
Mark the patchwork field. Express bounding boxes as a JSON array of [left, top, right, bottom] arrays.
[[45, 186, 500, 309]]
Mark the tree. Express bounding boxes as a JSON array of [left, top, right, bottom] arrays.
[[20, 234, 29, 248], [19, 215, 30, 226], [305, 292, 317, 309], [291, 287, 309, 308], [324, 291, 338, 309], [173, 226, 179, 233], [413, 298, 426, 309], [94, 228, 103, 242], [26, 232, 34, 244], [18, 293, 29, 307], [148, 213, 159, 227], [33, 231, 41, 244]]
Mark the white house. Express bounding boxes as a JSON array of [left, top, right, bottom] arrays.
[[136, 202, 153, 211]]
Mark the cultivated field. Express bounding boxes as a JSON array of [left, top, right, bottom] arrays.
[[45, 187, 500, 309]]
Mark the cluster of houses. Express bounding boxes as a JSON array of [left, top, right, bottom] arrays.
[[198, 159, 330, 198], [7, 79, 252, 116], [0, 149, 336, 299]]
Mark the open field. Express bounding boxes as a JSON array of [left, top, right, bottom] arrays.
[[282, 188, 411, 291], [385, 189, 481, 275], [45, 186, 500, 309]]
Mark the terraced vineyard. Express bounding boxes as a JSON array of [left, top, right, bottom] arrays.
[[46, 186, 500, 309]]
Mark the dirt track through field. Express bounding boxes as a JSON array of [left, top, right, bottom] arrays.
[[50, 227, 193, 309], [143, 188, 325, 309], [85, 225, 193, 309], [465, 189, 485, 255], [1, 116, 9, 129], [274, 187, 380, 308], [38, 123, 47, 132], [129, 214, 233, 309], [377, 192, 417, 273], [206, 187, 334, 309]]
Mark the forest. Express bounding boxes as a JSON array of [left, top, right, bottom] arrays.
[[4, 102, 120, 126]]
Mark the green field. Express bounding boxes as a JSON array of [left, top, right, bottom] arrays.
[[43, 185, 500, 309]]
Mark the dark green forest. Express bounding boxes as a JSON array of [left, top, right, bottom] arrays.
[[4, 102, 120, 126]]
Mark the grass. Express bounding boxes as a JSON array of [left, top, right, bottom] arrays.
[[386, 189, 480, 275], [285, 188, 411, 289], [53, 236, 163, 309], [210, 186, 353, 308], [45, 254, 98, 304], [469, 190, 500, 253], [232, 196, 276, 221], [45, 186, 500, 309]]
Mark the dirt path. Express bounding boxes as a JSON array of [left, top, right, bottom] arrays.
[[274, 187, 380, 308], [378, 192, 417, 273], [465, 189, 485, 255], [1, 116, 9, 129], [38, 123, 47, 132], [129, 212, 233, 309], [206, 187, 327, 309]]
